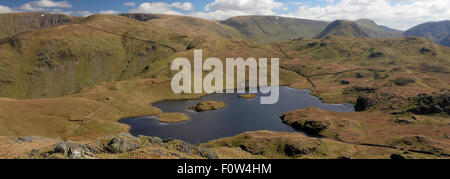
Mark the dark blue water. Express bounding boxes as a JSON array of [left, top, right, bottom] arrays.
[[120, 86, 354, 144]]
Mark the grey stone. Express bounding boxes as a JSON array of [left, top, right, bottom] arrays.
[[106, 137, 141, 153], [53, 141, 96, 159]]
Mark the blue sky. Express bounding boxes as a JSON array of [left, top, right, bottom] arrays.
[[0, 0, 449, 30]]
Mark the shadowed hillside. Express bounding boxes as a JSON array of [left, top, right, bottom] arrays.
[[220, 16, 330, 43], [0, 12, 81, 39], [316, 20, 370, 38], [354, 19, 403, 38], [404, 20, 450, 46]]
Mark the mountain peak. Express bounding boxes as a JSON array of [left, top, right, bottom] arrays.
[[316, 20, 370, 38]]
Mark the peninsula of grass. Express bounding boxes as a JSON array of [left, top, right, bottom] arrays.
[[157, 113, 190, 123]]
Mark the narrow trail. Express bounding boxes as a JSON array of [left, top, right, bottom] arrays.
[[81, 24, 180, 81], [81, 24, 178, 53]]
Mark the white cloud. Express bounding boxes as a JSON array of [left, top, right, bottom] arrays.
[[205, 0, 282, 11], [124, 2, 136, 7], [21, 0, 72, 11], [33, 0, 72, 8], [171, 2, 194, 11], [100, 10, 120, 14], [192, 0, 283, 20], [20, 3, 45, 11], [286, 0, 450, 30], [77, 11, 93, 17], [51, 8, 73, 15], [0, 5, 14, 13], [130, 2, 194, 15]]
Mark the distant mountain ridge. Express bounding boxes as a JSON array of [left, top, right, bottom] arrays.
[[0, 12, 80, 39], [404, 20, 450, 47], [316, 19, 404, 39], [220, 16, 330, 43]]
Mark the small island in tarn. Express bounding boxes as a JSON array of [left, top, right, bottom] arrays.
[[189, 101, 226, 112], [157, 113, 190, 123], [238, 94, 257, 99]]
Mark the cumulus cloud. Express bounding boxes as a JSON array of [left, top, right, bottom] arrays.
[[21, 0, 72, 11], [51, 8, 73, 15], [130, 2, 194, 15], [76, 11, 93, 17], [193, 0, 283, 20], [285, 0, 450, 30], [100, 10, 120, 14], [124, 2, 136, 7], [0, 5, 14, 13], [171, 2, 194, 11]]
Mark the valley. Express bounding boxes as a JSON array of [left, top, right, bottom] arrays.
[[0, 12, 448, 159]]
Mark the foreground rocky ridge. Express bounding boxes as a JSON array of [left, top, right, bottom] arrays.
[[2, 131, 447, 159], [1, 133, 218, 159]]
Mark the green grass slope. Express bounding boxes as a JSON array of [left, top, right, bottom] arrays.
[[0, 14, 192, 99], [220, 15, 330, 43], [120, 13, 247, 40], [0, 12, 81, 39]]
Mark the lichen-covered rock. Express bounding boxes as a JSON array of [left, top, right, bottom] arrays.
[[52, 141, 98, 159], [106, 137, 141, 154], [140, 136, 163, 146], [189, 101, 226, 112]]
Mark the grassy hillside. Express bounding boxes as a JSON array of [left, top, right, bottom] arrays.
[[0, 13, 448, 159], [316, 20, 370, 38], [221, 15, 330, 43], [0, 12, 81, 39], [120, 13, 247, 41], [404, 20, 450, 46], [279, 35, 450, 104], [0, 14, 192, 99]]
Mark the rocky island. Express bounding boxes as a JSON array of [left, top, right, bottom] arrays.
[[189, 101, 226, 112], [238, 94, 257, 99]]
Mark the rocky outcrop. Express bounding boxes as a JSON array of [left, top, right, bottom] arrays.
[[23, 133, 219, 159], [163, 139, 218, 159], [189, 101, 226, 112], [406, 93, 449, 115], [281, 114, 331, 135], [106, 137, 141, 154], [51, 141, 98, 159], [389, 136, 449, 155], [355, 96, 374, 111], [0, 12, 80, 39], [202, 131, 360, 159]]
